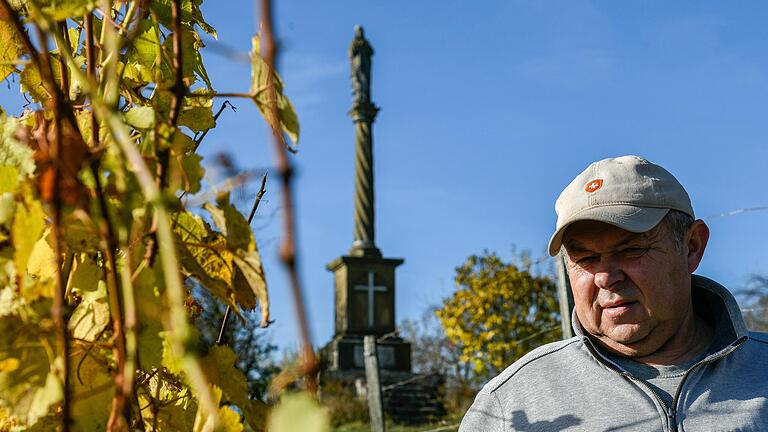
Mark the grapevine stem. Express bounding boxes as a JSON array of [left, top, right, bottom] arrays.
[[260, 0, 319, 393]]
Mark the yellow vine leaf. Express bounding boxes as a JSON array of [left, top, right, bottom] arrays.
[[0, 166, 18, 195], [204, 195, 269, 324], [0, 18, 22, 82], [168, 131, 205, 194], [192, 385, 243, 432], [137, 370, 197, 430], [68, 279, 109, 342], [35, 0, 97, 21], [173, 211, 233, 303], [12, 186, 45, 291], [201, 345, 267, 431], [0, 116, 36, 180], [69, 349, 115, 431], [0, 315, 56, 426], [134, 266, 166, 369], [249, 36, 299, 148], [23, 234, 56, 300]]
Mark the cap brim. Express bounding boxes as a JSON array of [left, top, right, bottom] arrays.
[[548, 205, 670, 256]]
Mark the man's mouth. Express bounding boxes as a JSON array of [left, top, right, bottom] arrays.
[[601, 300, 637, 317]]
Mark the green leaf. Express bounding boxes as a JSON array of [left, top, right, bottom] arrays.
[[203, 195, 269, 321], [23, 234, 56, 300], [70, 349, 114, 431], [0, 193, 13, 227], [37, 0, 97, 20], [249, 36, 300, 148], [0, 19, 23, 82], [60, 210, 101, 253], [121, 61, 154, 87], [201, 346, 267, 431], [0, 166, 18, 195], [69, 254, 104, 299], [232, 250, 269, 327], [67, 26, 82, 55], [0, 116, 35, 179], [128, 20, 161, 71], [124, 105, 156, 130], [0, 315, 57, 426], [152, 90, 215, 133], [12, 189, 45, 290], [28, 372, 63, 425], [173, 211, 233, 304], [179, 92, 215, 132], [56, 260, 109, 349], [134, 265, 167, 369], [268, 392, 330, 432], [20, 64, 52, 103], [68, 278, 109, 342], [0, 267, 20, 317], [169, 149, 204, 194], [138, 370, 198, 431], [160, 330, 184, 377], [149, 0, 216, 38], [160, 29, 212, 89]]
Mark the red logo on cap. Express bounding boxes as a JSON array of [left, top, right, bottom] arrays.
[[585, 179, 603, 193]]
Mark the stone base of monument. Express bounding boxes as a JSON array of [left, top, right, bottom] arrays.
[[321, 366, 447, 425], [380, 371, 447, 424]]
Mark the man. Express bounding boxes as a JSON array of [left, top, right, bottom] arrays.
[[460, 155, 768, 431]]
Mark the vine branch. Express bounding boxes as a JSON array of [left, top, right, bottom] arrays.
[[260, 0, 319, 393]]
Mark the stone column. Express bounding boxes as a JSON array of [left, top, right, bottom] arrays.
[[348, 26, 381, 258]]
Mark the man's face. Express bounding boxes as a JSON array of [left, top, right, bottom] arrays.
[[562, 220, 693, 357]]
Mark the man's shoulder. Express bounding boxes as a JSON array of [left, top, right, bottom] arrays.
[[483, 336, 586, 394]]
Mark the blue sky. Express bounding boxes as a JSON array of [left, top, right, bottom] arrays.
[[2, 1, 767, 353], [198, 0, 768, 352]]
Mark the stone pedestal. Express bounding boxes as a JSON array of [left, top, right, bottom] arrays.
[[322, 255, 411, 373]]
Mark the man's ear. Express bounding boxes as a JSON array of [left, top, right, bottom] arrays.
[[686, 220, 710, 273]]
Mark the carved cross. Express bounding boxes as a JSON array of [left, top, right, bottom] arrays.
[[354, 271, 387, 328]]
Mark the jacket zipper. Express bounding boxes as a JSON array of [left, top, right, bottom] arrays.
[[667, 336, 748, 431], [582, 336, 748, 432], [582, 340, 674, 431]]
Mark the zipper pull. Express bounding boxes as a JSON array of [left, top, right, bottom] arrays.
[[668, 407, 677, 432]]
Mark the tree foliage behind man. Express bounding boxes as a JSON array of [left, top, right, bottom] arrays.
[[738, 275, 768, 332], [436, 251, 562, 384]]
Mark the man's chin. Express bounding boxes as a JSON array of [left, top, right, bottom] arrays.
[[596, 326, 657, 356]]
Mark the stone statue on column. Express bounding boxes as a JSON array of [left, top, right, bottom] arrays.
[[348, 25, 380, 257], [349, 25, 373, 106]]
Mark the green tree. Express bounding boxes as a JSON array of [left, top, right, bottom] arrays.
[[0, 0, 325, 430], [435, 251, 562, 383]]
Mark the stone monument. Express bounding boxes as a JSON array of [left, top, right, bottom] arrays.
[[322, 25, 411, 374], [320, 27, 445, 424]]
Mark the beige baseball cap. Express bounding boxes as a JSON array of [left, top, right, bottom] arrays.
[[548, 155, 694, 256]]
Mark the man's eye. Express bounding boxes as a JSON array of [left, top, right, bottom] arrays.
[[576, 256, 597, 265], [623, 248, 648, 257]]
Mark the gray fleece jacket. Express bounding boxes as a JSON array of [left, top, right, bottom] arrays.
[[459, 275, 768, 432]]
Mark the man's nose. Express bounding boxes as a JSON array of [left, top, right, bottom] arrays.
[[593, 256, 624, 290]]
